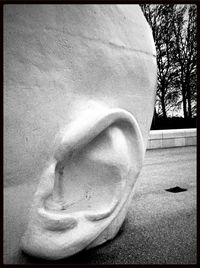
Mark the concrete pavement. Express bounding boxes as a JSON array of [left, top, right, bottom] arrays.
[[4, 146, 196, 264]]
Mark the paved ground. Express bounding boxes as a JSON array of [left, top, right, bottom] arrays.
[[4, 146, 196, 264]]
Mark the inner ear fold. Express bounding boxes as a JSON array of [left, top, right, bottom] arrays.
[[45, 108, 145, 213]]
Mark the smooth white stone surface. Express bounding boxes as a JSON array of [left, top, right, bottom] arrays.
[[185, 137, 196, 146], [147, 129, 196, 149], [162, 129, 186, 139], [185, 128, 196, 137], [174, 138, 186, 147], [4, 5, 157, 259], [148, 139, 163, 150], [149, 130, 163, 140]]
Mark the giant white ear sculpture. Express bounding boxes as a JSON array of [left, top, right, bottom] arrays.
[[3, 3, 157, 260], [21, 104, 145, 259]]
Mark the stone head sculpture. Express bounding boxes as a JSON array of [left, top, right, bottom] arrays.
[[4, 5, 156, 260]]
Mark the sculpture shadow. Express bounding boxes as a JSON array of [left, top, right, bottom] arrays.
[[165, 186, 187, 193]]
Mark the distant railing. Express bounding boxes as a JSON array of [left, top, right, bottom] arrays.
[[147, 128, 196, 149]]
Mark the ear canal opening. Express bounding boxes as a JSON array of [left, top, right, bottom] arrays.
[[44, 108, 145, 213]]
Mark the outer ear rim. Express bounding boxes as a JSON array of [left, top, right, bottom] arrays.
[[54, 107, 145, 168]]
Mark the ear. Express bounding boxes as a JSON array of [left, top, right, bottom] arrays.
[[21, 104, 145, 259], [46, 105, 145, 211]]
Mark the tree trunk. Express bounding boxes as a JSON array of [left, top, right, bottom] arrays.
[[151, 108, 157, 129], [182, 84, 188, 118], [161, 88, 167, 118], [185, 64, 192, 118], [187, 85, 192, 118]]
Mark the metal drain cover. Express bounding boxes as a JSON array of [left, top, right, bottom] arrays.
[[165, 186, 187, 193]]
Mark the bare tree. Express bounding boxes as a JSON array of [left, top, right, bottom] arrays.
[[141, 4, 197, 119], [171, 4, 197, 118]]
